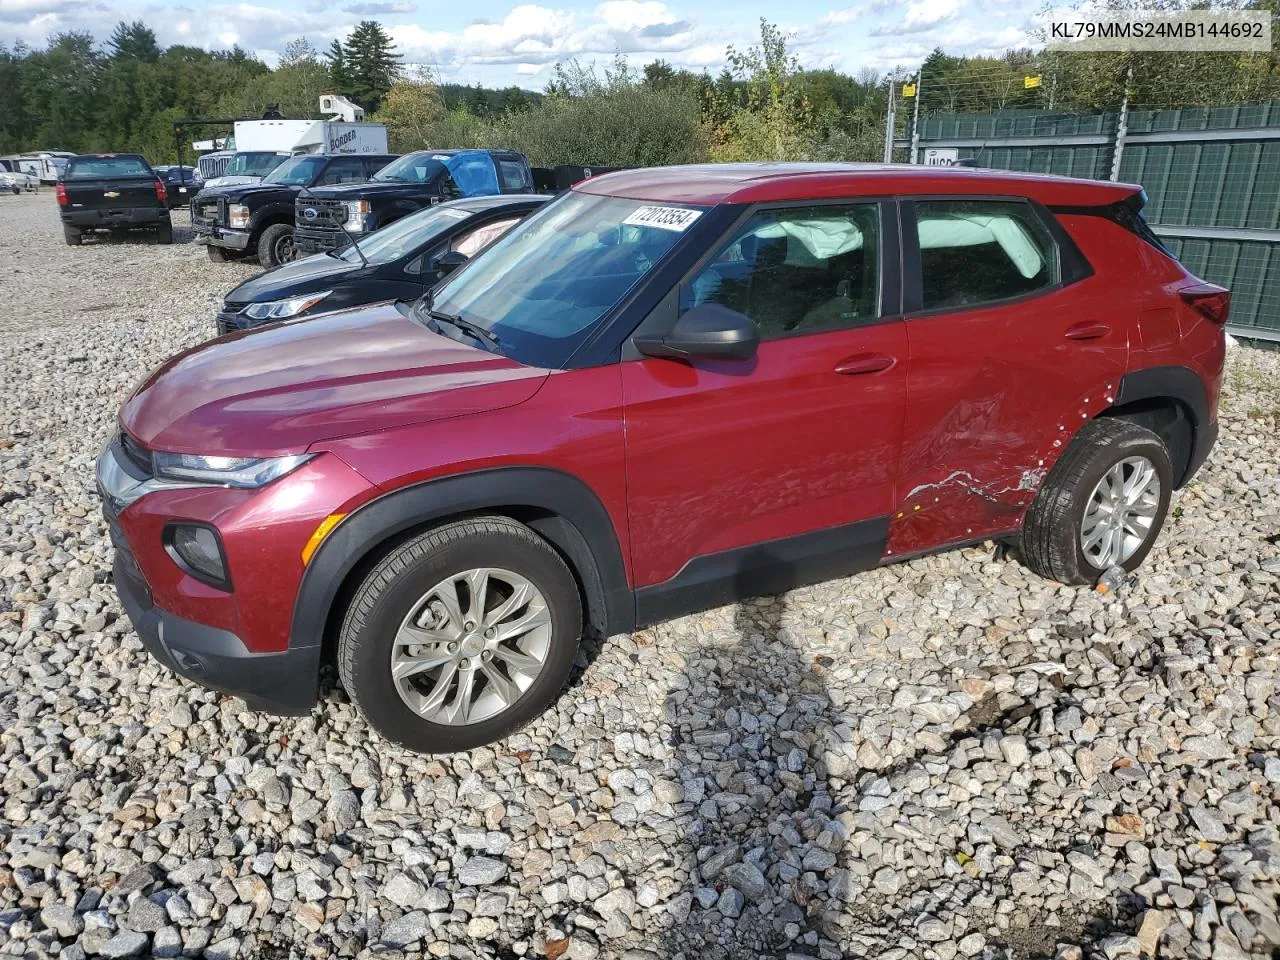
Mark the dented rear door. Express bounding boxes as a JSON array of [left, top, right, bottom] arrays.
[[891, 197, 1128, 556]]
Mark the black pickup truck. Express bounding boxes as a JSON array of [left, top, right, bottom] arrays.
[[56, 154, 171, 246], [191, 152, 397, 267], [292, 149, 536, 255]]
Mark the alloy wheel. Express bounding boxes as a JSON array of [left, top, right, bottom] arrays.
[[1080, 455, 1161, 568], [390, 568, 552, 725]]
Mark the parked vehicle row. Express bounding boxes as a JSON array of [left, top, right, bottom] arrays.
[[218, 194, 547, 333], [97, 162, 1228, 755], [192, 152, 399, 267]]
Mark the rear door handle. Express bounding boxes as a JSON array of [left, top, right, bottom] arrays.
[[1064, 321, 1111, 340], [834, 353, 896, 376]]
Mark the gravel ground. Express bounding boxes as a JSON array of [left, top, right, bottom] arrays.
[[1, 189, 1278, 960]]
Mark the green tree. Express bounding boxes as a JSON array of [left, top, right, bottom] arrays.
[[712, 19, 814, 161], [341, 21, 402, 112], [325, 38, 349, 91], [108, 20, 159, 62]]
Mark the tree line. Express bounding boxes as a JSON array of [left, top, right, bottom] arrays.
[[2, 8, 1278, 168]]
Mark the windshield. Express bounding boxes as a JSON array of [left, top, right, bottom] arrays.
[[426, 192, 703, 367], [373, 153, 447, 184], [224, 152, 288, 178], [65, 156, 152, 179], [340, 204, 475, 265], [264, 155, 326, 185]]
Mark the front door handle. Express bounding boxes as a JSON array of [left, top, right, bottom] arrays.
[[834, 353, 896, 376], [1065, 321, 1111, 340]]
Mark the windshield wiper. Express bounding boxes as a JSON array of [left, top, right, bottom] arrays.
[[429, 308, 501, 351]]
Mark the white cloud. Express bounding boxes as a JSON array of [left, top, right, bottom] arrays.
[[903, 0, 964, 30]]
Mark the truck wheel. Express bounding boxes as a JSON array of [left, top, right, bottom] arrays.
[[338, 517, 583, 753], [206, 245, 234, 263], [154, 223, 173, 245], [63, 226, 82, 247], [1017, 418, 1172, 586], [258, 224, 295, 268]]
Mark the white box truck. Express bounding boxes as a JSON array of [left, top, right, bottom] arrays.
[[197, 96, 388, 189]]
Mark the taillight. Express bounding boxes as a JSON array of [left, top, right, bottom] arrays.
[[1180, 282, 1230, 325], [55, 183, 68, 206], [155, 180, 167, 203]]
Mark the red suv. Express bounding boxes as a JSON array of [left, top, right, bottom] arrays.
[[98, 164, 1227, 752]]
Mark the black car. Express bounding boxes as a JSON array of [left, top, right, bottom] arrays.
[[154, 165, 197, 208], [292, 149, 536, 256], [215, 194, 547, 334], [56, 154, 171, 246], [192, 152, 397, 268]]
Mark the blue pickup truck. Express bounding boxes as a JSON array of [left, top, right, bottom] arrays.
[[292, 148, 538, 256]]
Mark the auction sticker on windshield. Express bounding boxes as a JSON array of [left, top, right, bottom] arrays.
[[623, 206, 703, 232]]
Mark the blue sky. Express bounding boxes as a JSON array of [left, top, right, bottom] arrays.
[[2, 0, 1036, 88]]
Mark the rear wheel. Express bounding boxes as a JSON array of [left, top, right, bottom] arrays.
[[338, 517, 583, 753], [1018, 418, 1172, 585], [63, 226, 82, 247], [257, 223, 295, 268], [154, 222, 173, 245]]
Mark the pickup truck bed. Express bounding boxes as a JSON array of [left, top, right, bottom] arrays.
[[57, 154, 171, 246]]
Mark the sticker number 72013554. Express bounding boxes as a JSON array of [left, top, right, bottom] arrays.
[[622, 205, 703, 232]]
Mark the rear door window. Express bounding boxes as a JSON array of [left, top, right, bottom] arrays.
[[911, 200, 1058, 311], [497, 159, 531, 192]]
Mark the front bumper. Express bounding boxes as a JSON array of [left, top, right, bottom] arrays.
[[113, 552, 320, 715], [197, 226, 252, 251], [62, 207, 169, 229], [94, 436, 373, 715], [293, 226, 350, 256]]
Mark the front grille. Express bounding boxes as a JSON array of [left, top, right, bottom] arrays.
[[191, 196, 225, 228], [119, 431, 154, 478], [295, 198, 347, 231]]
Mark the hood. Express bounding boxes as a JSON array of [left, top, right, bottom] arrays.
[[202, 174, 265, 189], [224, 253, 365, 306], [121, 304, 548, 458], [198, 182, 300, 203], [306, 180, 435, 200]]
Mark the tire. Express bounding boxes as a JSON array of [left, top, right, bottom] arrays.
[[206, 244, 234, 263], [63, 226, 82, 247], [154, 223, 173, 245], [1018, 418, 1173, 585], [257, 223, 295, 268], [338, 517, 583, 753]]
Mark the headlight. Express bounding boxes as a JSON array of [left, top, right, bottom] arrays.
[[152, 452, 314, 488], [228, 203, 250, 228], [243, 290, 332, 321], [344, 200, 371, 233]]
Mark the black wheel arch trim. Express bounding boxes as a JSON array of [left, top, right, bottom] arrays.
[[288, 466, 634, 651], [1110, 364, 1213, 487]]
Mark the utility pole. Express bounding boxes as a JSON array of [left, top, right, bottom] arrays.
[[909, 66, 924, 165], [1109, 65, 1133, 182], [882, 79, 896, 164]]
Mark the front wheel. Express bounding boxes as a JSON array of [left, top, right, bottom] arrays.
[[1018, 418, 1173, 585], [338, 517, 583, 753], [206, 244, 235, 263], [257, 223, 295, 268]]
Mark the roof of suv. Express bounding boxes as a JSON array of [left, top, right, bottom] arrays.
[[575, 162, 1140, 208]]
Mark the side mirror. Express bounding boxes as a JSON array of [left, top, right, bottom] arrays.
[[435, 250, 469, 278], [635, 303, 759, 361]]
